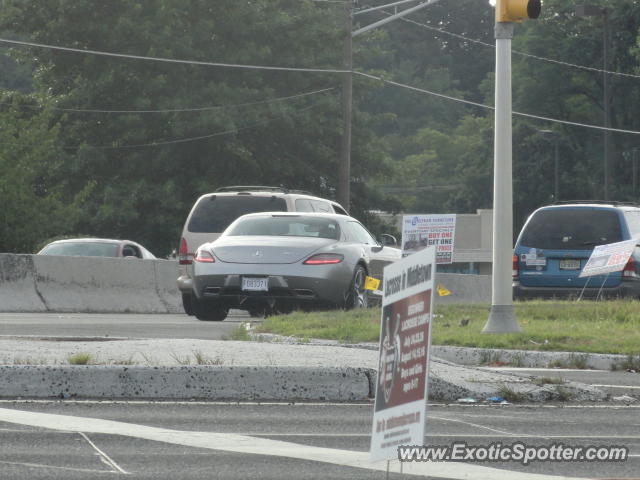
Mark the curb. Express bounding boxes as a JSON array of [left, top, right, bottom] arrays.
[[0, 362, 608, 403], [0, 365, 372, 402]]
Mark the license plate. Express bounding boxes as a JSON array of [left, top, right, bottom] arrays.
[[559, 259, 581, 270], [242, 277, 269, 291]]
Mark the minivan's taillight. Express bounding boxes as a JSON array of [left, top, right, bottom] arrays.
[[179, 237, 192, 265], [512, 254, 519, 279], [623, 257, 638, 278]]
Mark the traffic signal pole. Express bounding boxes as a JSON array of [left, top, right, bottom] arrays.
[[483, 22, 521, 333], [483, 0, 540, 333]]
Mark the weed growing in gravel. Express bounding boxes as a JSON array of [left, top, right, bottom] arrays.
[[532, 377, 565, 386], [496, 384, 525, 403], [67, 353, 94, 365], [193, 350, 223, 365]]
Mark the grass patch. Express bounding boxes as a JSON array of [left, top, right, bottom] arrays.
[[256, 300, 640, 354], [227, 324, 252, 341], [496, 384, 525, 403], [67, 352, 94, 365]]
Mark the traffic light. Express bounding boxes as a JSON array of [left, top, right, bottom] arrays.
[[496, 0, 541, 23]]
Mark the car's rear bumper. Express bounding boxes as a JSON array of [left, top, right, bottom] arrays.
[[513, 279, 640, 300], [192, 262, 354, 307]]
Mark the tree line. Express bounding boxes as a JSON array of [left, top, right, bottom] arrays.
[[1, 0, 639, 256]]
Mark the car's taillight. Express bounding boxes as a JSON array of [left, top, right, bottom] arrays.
[[194, 248, 215, 263], [512, 254, 519, 279], [179, 237, 193, 265], [304, 253, 344, 265], [623, 256, 637, 278]]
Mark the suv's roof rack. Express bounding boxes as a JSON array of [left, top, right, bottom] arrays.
[[552, 200, 640, 207], [214, 185, 314, 195]]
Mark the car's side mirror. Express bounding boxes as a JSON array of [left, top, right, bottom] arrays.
[[379, 234, 398, 247]]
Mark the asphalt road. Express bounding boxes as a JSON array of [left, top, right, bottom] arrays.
[[482, 367, 640, 398], [0, 312, 248, 340], [0, 401, 638, 479]]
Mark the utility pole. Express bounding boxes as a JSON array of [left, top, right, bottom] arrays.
[[337, 0, 441, 211], [339, 0, 353, 211], [482, 0, 540, 334]]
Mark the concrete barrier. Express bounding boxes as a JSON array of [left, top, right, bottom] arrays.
[[32, 255, 177, 313], [435, 272, 491, 304], [0, 253, 490, 313], [0, 254, 46, 312], [0, 253, 181, 313], [0, 365, 372, 401]]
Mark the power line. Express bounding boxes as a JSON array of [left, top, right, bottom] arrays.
[[0, 37, 348, 74], [354, 71, 640, 135], [3, 36, 640, 135], [0, 100, 328, 150], [2, 87, 335, 114], [391, 11, 640, 80]]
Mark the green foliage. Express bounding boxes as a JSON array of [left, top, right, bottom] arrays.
[[3, 0, 640, 253]]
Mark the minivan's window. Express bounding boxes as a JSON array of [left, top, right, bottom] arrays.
[[188, 196, 287, 233], [40, 242, 120, 257], [227, 216, 340, 240], [519, 209, 622, 250], [624, 211, 640, 237]]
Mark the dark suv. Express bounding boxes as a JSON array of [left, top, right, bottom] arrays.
[[513, 201, 640, 299]]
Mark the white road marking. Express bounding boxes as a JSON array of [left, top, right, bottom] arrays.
[[0, 408, 585, 480], [592, 384, 640, 390], [482, 368, 606, 373], [429, 415, 520, 437], [78, 432, 129, 474], [0, 459, 115, 474]]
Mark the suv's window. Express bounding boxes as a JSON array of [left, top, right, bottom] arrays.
[[294, 199, 314, 212], [624, 210, 640, 237], [311, 200, 332, 213], [348, 221, 377, 245], [333, 204, 348, 215], [188, 195, 287, 233], [519, 208, 623, 250], [122, 245, 141, 258]]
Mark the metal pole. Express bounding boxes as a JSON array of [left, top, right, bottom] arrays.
[[633, 149, 638, 196], [603, 9, 611, 200], [483, 22, 521, 334], [554, 137, 560, 200], [339, 0, 353, 210]]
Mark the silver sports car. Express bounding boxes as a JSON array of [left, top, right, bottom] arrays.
[[190, 212, 401, 321]]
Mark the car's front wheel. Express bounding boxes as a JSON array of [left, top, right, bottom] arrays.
[[344, 266, 368, 310], [192, 295, 228, 321]]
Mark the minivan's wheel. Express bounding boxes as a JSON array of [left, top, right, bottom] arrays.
[[192, 295, 228, 321], [182, 293, 194, 316], [344, 266, 368, 310]]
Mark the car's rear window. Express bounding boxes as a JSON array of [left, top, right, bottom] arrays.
[[40, 242, 120, 257], [187, 195, 287, 233], [227, 216, 340, 240], [518, 208, 623, 250]]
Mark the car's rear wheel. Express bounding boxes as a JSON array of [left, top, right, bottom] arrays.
[[192, 295, 228, 321], [344, 266, 368, 309], [182, 293, 194, 316]]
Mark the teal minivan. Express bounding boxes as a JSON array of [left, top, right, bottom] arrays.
[[513, 201, 640, 299]]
